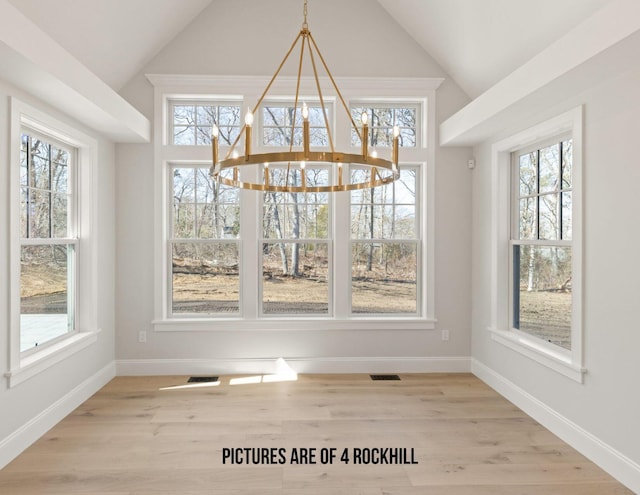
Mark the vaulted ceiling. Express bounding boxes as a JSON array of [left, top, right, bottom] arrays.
[[6, 0, 613, 96]]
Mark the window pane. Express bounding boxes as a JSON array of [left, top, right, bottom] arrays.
[[263, 171, 329, 240], [562, 192, 572, 240], [538, 193, 559, 241], [20, 244, 73, 351], [29, 190, 51, 238], [513, 245, 571, 350], [52, 193, 68, 238], [172, 104, 241, 146], [219, 106, 240, 127], [351, 168, 417, 240], [518, 198, 536, 240], [174, 125, 195, 145], [263, 201, 328, 239], [51, 160, 68, 194], [562, 139, 572, 189], [539, 143, 560, 193], [196, 126, 212, 145], [350, 105, 418, 147], [174, 105, 195, 126], [196, 106, 215, 126], [20, 146, 28, 186], [262, 105, 329, 147], [262, 242, 328, 315], [21, 188, 28, 238], [172, 242, 239, 314], [519, 152, 537, 197], [32, 153, 50, 190], [351, 242, 417, 314]]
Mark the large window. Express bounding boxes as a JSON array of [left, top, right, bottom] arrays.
[[489, 107, 583, 382], [170, 166, 240, 315], [351, 166, 418, 314], [8, 98, 99, 387], [19, 132, 76, 352], [261, 166, 331, 315], [152, 76, 438, 330], [512, 139, 573, 349]]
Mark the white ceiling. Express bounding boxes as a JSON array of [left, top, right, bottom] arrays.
[[7, 0, 213, 90], [8, 0, 613, 97], [377, 0, 612, 98]]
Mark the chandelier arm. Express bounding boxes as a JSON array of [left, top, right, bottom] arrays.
[[223, 30, 304, 160], [306, 34, 334, 154], [286, 30, 307, 187], [308, 31, 362, 142]]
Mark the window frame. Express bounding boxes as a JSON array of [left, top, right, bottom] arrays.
[[349, 163, 422, 316], [349, 101, 423, 149], [19, 130, 79, 354], [167, 163, 242, 318], [168, 99, 243, 147], [149, 76, 440, 332], [7, 98, 100, 388], [259, 99, 334, 149], [489, 107, 584, 382]]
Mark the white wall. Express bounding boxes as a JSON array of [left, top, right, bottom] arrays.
[[470, 66, 640, 484], [0, 80, 116, 465], [116, 0, 472, 372]]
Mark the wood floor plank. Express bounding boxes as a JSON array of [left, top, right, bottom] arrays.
[[0, 374, 633, 494]]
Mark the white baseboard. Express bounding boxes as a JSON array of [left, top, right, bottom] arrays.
[[116, 356, 471, 376], [472, 359, 640, 494], [0, 361, 116, 470]]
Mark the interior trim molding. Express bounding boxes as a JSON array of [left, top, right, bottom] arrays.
[[116, 356, 471, 376], [0, 361, 115, 470], [472, 358, 640, 494]]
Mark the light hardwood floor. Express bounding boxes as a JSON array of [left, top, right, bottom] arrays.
[[0, 373, 633, 494]]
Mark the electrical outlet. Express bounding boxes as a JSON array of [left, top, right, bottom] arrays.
[[138, 330, 147, 343], [441, 329, 450, 341]]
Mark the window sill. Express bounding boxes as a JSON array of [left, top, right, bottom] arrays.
[[153, 318, 436, 332], [488, 327, 585, 383], [5, 329, 101, 388]]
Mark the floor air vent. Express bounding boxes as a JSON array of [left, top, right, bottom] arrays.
[[370, 374, 401, 381], [187, 376, 219, 383]]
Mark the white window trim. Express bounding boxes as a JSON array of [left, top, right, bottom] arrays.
[[489, 106, 585, 383], [6, 98, 100, 388], [148, 75, 441, 332]]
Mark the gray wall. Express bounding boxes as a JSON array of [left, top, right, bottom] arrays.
[[0, 80, 116, 450], [115, 0, 472, 368], [470, 66, 640, 467]]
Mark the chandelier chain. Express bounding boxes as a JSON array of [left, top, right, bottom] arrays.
[[303, 0, 308, 30]]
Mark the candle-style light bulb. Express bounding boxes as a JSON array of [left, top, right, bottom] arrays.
[[392, 125, 400, 168], [361, 112, 369, 160], [371, 149, 377, 158], [244, 110, 253, 159], [302, 103, 310, 157], [211, 124, 219, 172]]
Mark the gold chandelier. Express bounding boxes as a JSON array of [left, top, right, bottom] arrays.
[[209, 0, 400, 193]]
